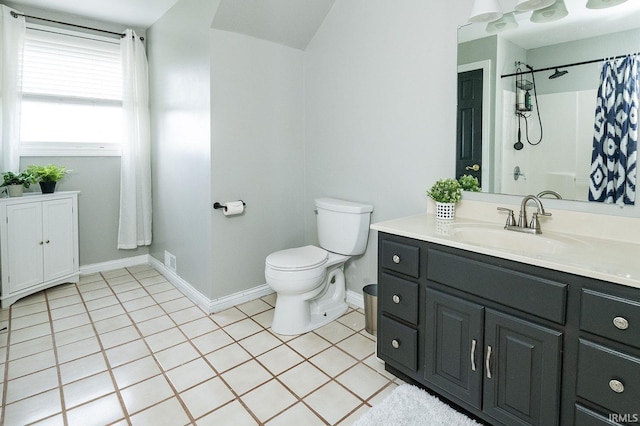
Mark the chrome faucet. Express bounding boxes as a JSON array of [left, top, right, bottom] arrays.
[[497, 195, 551, 234], [536, 190, 562, 199]]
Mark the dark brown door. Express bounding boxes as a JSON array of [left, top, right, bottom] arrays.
[[456, 69, 483, 186]]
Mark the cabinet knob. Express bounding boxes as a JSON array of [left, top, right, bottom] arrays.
[[609, 379, 625, 393], [39, 241, 44, 245], [45, 240, 50, 244], [392, 254, 401, 264], [392, 294, 401, 304], [391, 339, 400, 349], [613, 316, 629, 330]]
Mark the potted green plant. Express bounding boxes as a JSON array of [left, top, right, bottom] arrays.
[[427, 178, 462, 220], [1, 170, 36, 197], [27, 164, 70, 194], [459, 174, 481, 192]]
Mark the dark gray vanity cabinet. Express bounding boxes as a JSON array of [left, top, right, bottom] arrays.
[[424, 288, 562, 426]]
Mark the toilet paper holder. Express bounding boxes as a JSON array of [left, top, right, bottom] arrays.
[[213, 200, 246, 211]]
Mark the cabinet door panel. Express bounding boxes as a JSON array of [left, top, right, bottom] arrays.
[[42, 198, 75, 281], [424, 288, 484, 409], [6, 203, 43, 292], [483, 310, 562, 426]]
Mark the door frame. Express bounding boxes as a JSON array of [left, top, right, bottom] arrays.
[[458, 60, 491, 190]]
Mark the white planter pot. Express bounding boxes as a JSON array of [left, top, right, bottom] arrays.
[[7, 185, 24, 197], [435, 202, 456, 220]]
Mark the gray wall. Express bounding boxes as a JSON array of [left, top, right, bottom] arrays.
[[304, 0, 467, 292], [146, 0, 218, 298]]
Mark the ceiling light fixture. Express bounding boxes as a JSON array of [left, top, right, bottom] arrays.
[[586, 0, 628, 9], [486, 13, 519, 33], [469, 0, 503, 23], [531, 0, 568, 22], [515, 0, 557, 12]]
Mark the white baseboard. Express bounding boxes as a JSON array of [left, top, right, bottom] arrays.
[[80, 256, 363, 314], [80, 255, 152, 276], [346, 289, 364, 310]]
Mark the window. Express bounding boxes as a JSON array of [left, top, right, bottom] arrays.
[[20, 25, 123, 156]]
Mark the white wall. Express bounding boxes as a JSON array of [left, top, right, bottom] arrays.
[[210, 30, 306, 298], [304, 0, 469, 292]]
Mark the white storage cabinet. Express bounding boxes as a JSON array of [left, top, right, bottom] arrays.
[[0, 191, 79, 308]]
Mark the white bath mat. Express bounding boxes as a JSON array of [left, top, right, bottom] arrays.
[[354, 384, 482, 426]]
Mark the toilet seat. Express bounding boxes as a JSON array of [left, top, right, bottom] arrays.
[[266, 245, 328, 271]]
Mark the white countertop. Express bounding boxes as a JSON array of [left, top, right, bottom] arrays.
[[371, 213, 640, 290]]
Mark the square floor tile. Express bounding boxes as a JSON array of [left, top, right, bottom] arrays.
[[336, 363, 391, 400], [129, 397, 191, 425], [211, 307, 247, 327], [256, 345, 304, 376], [170, 306, 205, 325], [221, 360, 272, 396], [239, 330, 282, 357], [63, 371, 115, 409], [154, 341, 200, 371], [112, 356, 162, 389], [337, 310, 366, 332], [3, 388, 61, 426], [314, 321, 356, 344], [137, 315, 176, 337], [56, 337, 101, 364], [179, 317, 219, 339], [144, 327, 185, 352], [5, 367, 58, 403], [191, 329, 234, 355], [59, 352, 107, 385], [180, 377, 235, 419], [303, 381, 362, 425], [165, 357, 216, 392], [287, 333, 331, 358], [106, 340, 151, 368], [198, 400, 258, 426], [241, 379, 297, 423], [66, 393, 125, 426], [336, 333, 375, 361], [205, 343, 252, 373], [236, 299, 273, 317], [120, 375, 174, 415], [98, 325, 141, 349], [8, 335, 53, 360], [223, 318, 262, 341], [266, 402, 325, 426], [7, 350, 56, 380], [309, 347, 358, 378], [278, 361, 330, 398]]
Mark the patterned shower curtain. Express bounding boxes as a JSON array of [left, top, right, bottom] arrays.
[[589, 55, 639, 206]]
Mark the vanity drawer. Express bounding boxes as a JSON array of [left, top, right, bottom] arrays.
[[581, 289, 640, 349], [574, 405, 624, 426], [380, 273, 418, 325], [381, 240, 420, 278], [379, 316, 418, 372], [426, 248, 567, 324], [576, 339, 640, 417]]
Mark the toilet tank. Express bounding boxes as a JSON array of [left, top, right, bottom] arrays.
[[315, 198, 374, 256]]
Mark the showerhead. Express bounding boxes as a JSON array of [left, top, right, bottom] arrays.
[[549, 68, 568, 79]]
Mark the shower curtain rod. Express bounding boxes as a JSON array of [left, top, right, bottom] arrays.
[[501, 52, 640, 79], [10, 11, 144, 40]]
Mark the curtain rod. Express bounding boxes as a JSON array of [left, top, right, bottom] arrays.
[[10, 11, 144, 41], [501, 52, 639, 78]]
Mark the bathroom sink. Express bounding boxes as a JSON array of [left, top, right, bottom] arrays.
[[448, 223, 589, 255]]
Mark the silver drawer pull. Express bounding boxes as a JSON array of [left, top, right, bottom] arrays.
[[609, 379, 625, 393], [392, 254, 401, 264], [485, 345, 492, 379], [391, 339, 400, 349], [613, 316, 629, 330], [392, 294, 401, 304], [470, 339, 477, 372]]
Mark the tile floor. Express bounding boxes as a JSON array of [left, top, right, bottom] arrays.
[[0, 265, 402, 425]]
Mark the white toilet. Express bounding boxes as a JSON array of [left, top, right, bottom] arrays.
[[265, 198, 374, 335]]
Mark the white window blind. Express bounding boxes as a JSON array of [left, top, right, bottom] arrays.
[[20, 25, 123, 156]]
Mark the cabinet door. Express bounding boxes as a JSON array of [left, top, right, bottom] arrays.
[[424, 288, 484, 409], [6, 202, 44, 292], [483, 310, 562, 426], [42, 198, 75, 281]]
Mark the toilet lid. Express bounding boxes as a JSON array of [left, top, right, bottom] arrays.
[[266, 245, 328, 271]]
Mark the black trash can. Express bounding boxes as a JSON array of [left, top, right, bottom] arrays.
[[363, 284, 378, 335]]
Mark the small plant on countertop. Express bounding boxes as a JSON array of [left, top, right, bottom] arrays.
[[427, 178, 462, 204], [27, 164, 70, 183], [459, 174, 481, 192], [1, 170, 36, 188]]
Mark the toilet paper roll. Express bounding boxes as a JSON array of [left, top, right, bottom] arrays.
[[223, 201, 245, 216]]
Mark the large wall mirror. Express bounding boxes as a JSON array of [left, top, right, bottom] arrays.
[[457, 0, 640, 211]]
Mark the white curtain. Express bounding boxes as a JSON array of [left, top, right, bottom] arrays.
[[118, 29, 152, 249], [0, 6, 25, 173]]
